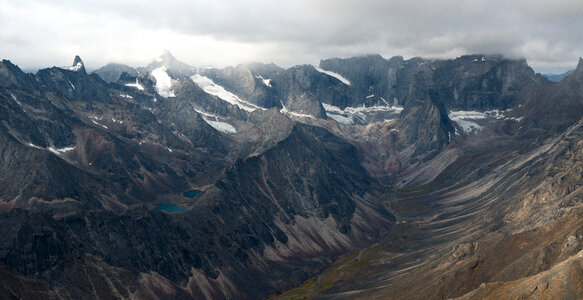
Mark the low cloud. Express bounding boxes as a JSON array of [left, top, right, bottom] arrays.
[[0, 0, 581, 73]]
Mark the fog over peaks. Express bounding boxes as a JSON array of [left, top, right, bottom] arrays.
[[1, 0, 581, 73]]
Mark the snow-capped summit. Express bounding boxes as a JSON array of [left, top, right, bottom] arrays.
[[65, 55, 86, 73], [141, 51, 197, 98], [143, 50, 196, 79]]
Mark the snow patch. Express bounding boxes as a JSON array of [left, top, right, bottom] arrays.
[[27, 143, 43, 149], [322, 103, 403, 124], [194, 108, 238, 134], [380, 97, 390, 106], [327, 113, 353, 124], [314, 66, 351, 85], [10, 93, 22, 106], [280, 103, 316, 119], [448, 110, 484, 133], [48, 146, 75, 155], [448, 109, 521, 134], [256, 75, 272, 87], [191, 74, 264, 112], [448, 110, 489, 120], [91, 120, 108, 129], [204, 119, 237, 133], [125, 78, 144, 91], [151, 67, 175, 98], [323, 103, 404, 114], [68, 80, 76, 90], [65, 62, 83, 72], [453, 119, 482, 133]]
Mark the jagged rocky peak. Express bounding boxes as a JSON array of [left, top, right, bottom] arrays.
[[574, 57, 583, 76], [65, 55, 86, 73], [0, 59, 30, 88]]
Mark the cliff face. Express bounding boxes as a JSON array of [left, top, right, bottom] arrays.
[[319, 54, 547, 110]]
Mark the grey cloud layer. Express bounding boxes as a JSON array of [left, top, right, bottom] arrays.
[[1, 0, 581, 72]]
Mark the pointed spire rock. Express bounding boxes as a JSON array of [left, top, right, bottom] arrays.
[[572, 57, 583, 76], [66, 55, 86, 73]]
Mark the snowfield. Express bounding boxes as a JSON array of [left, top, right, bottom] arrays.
[[151, 67, 175, 98], [448, 109, 521, 134], [314, 66, 351, 85], [65, 62, 83, 72], [194, 108, 238, 134], [125, 78, 144, 91], [191, 74, 264, 112], [322, 103, 403, 124], [256, 75, 272, 87]]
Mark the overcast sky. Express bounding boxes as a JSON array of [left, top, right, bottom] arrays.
[[1, 0, 581, 73]]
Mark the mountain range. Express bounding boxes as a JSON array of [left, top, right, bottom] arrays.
[[1, 51, 582, 299]]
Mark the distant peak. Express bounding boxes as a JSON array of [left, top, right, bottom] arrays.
[[66, 55, 86, 72], [146, 50, 196, 76], [154, 50, 177, 65]]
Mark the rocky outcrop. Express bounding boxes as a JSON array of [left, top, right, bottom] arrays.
[[0, 60, 37, 90], [520, 57, 583, 135]]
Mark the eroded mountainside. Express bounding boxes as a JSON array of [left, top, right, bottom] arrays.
[[0, 52, 581, 299]]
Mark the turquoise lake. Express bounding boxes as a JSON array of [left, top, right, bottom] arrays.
[[156, 203, 187, 213], [183, 189, 201, 198]]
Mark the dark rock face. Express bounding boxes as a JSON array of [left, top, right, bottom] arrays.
[[274, 65, 343, 118], [93, 63, 139, 83], [319, 54, 405, 107], [520, 57, 583, 135], [319, 54, 547, 111], [0, 60, 37, 90], [158, 81, 229, 154], [201, 64, 281, 108], [398, 89, 455, 160], [215, 124, 373, 233], [429, 55, 547, 110]]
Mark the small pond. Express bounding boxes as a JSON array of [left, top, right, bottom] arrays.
[[183, 189, 201, 198], [155, 203, 187, 213]]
